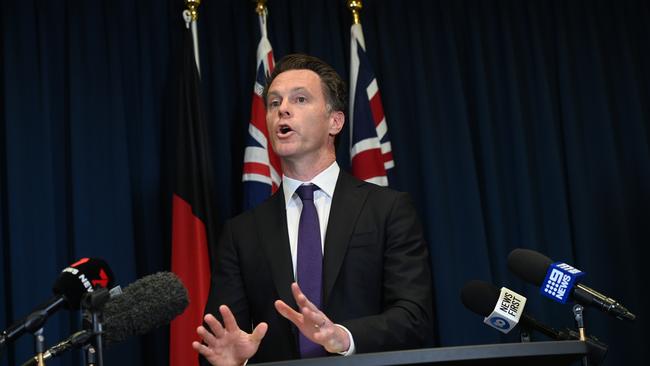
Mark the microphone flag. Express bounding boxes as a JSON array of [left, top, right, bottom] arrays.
[[541, 262, 585, 304], [483, 287, 527, 334]]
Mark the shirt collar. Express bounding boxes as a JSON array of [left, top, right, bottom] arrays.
[[282, 161, 340, 206]]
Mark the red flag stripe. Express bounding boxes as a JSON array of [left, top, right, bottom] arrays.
[[369, 91, 385, 127], [250, 95, 268, 134], [170, 194, 211, 366], [243, 161, 271, 176], [351, 148, 387, 180], [382, 151, 394, 163], [267, 51, 275, 73]]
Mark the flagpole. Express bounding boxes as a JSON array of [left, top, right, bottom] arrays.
[[348, 0, 363, 165], [184, 0, 201, 76], [348, 0, 362, 25]]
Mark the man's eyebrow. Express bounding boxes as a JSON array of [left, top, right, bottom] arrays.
[[267, 87, 311, 97], [290, 87, 309, 94]]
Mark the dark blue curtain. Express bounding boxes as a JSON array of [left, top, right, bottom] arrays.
[[1, 0, 648, 365]]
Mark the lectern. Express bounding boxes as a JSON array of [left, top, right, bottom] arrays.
[[252, 340, 587, 366]]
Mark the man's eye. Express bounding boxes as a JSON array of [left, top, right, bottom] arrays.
[[269, 100, 280, 108], [296, 96, 307, 103]]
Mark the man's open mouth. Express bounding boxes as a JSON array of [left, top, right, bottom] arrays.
[[278, 125, 293, 135]]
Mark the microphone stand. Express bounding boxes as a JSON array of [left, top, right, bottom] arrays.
[[518, 312, 607, 365], [25, 309, 50, 366], [33, 328, 45, 366], [81, 288, 110, 366], [573, 304, 589, 366], [518, 325, 531, 343]]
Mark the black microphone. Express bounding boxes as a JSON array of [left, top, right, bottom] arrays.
[[461, 280, 569, 340], [102, 271, 189, 344], [21, 272, 189, 366], [460, 280, 608, 364], [507, 248, 636, 321], [0, 258, 115, 348]]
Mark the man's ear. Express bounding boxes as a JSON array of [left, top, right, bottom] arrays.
[[329, 110, 345, 136]]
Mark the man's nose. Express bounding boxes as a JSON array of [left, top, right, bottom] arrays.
[[278, 99, 291, 118]]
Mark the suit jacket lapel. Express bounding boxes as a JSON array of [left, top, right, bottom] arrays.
[[256, 189, 297, 309], [322, 171, 368, 306]]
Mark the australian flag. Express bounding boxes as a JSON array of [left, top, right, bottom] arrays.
[[349, 23, 394, 186], [242, 11, 281, 210]]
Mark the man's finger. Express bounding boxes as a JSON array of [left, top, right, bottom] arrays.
[[291, 282, 319, 311], [197, 325, 219, 348], [274, 299, 303, 325], [291, 282, 319, 312], [251, 322, 269, 343], [290, 282, 303, 297], [219, 305, 240, 332], [192, 341, 213, 357], [291, 282, 307, 303], [203, 313, 225, 337]]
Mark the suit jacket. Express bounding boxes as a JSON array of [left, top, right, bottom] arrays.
[[203, 171, 434, 363]]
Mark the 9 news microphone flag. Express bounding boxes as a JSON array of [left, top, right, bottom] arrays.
[[169, 14, 216, 366], [242, 6, 281, 210], [349, 21, 394, 186]]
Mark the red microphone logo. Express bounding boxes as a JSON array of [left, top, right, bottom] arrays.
[[92, 269, 110, 288]]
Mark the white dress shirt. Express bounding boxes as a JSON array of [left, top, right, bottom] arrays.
[[282, 162, 339, 276], [281, 161, 356, 355]]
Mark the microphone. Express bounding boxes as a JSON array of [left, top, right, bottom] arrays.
[[460, 280, 608, 364], [102, 271, 189, 344], [461, 280, 561, 338], [507, 248, 636, 321], [0, 258, 115, 348], [21, 272, 189, 366]]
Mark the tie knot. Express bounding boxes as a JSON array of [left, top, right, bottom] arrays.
[[296, 184, 318, 201]]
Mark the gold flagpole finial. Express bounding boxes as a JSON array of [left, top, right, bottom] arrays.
[[348, 0, 362, 25], [185, 0, 201, 21], [255, 0, 268, 16]]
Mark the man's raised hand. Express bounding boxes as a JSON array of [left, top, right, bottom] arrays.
[[193, 305, 268, 366]]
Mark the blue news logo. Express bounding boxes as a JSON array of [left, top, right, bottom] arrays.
[[488, 316, 511, 330], [541, 262, 585, 303]]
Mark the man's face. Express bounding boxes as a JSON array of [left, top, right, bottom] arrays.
[[266, 69, 342, 163]]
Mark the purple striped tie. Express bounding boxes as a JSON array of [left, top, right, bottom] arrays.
[[296, 185, 327, 357]]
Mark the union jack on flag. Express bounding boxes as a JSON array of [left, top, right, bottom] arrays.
[[349, 23, 394, 186], [242, 11, 281, 210]]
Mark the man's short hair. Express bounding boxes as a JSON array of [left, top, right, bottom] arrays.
[[263, 54, 347, 114]]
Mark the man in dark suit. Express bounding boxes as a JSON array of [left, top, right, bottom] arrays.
[[193, 54, 433, 366]]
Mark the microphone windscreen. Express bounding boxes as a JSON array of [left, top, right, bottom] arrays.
[[102, 272, 189, 344], [52, 258, 115, 309], [507, 248, 553, 286], [460, 280, 500, 317]]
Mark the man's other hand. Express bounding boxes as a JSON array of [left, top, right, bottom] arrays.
[[274, 282, 350, 354]]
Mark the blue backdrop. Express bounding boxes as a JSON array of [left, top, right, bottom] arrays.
[[1, 0, 648, 365]]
